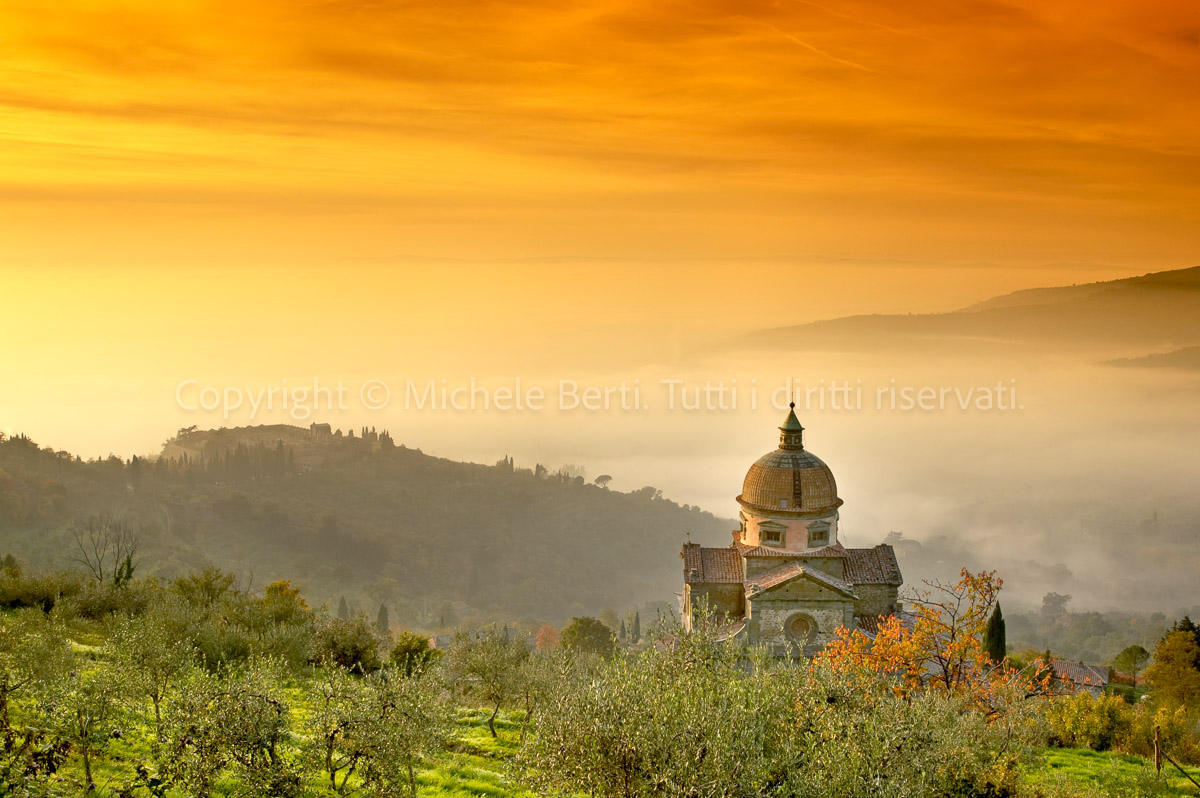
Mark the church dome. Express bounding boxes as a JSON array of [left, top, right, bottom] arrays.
[[737, 404, 843, 515]]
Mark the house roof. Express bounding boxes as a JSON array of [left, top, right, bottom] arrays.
[[685, 542, 902, 591], [745, 561, 858, 599], [856, 615, 884, 637], [1052, 660, 1111, 687], [844, 544, 904, 586], [735, 541, 850, 558], [681, 543, 743, 584], [856, 611, 917, 640]]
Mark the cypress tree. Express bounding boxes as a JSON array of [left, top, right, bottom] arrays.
[[632, 612, 641, 644], [619, 619, 627, 642], [376, 603, 390, 636], [337, 596, 350, 620], [983, 602, 1006, 663]]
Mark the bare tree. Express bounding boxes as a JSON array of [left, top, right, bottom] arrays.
[[69, 514, 141, 586]]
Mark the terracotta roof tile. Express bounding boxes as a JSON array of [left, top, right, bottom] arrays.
[[739, 449, 842, 514], [1052, 660, 1111, 687], [845, 544, 904, 586], [857, 615, 884, 636], [681, 543, 743, 584], [860, 610, 917, 637], [736, 541, 849, 558]]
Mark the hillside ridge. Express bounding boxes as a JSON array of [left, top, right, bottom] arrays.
[[0, 426, 733, 626], [738, 264, 1200, 355]]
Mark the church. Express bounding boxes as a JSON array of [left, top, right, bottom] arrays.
[[681, 404, 903, 656]]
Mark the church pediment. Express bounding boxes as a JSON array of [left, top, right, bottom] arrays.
[[745, 562, 858, 600]]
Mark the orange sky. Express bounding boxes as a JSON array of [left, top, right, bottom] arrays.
[[2, 0, 1200, 455], [2, 0, 1199, 266]]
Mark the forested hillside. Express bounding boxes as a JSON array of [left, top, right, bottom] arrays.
[[0, 427, 732, 626]]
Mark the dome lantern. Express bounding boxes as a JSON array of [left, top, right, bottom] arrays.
[[737, 405, 842, 517], [779, 402, 805, 451]]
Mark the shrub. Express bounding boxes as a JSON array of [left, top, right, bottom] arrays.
[[257, 621, 314, 670], [170, 567, 236, 608], [1122, 702, 1200, 765], [313, 614, 383, 673], [60, 578, 158, 620], [560, 616, 616, 658], [260, 579, 310, 625], [192, 619, 256, 670], [1046, 693, 1131, 751], [0, 570, 82, 612], [390, 630, 441, 676], [1044, 692, 1200, 766]]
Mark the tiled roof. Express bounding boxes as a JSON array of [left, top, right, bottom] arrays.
[[854, 612, 916, 638], [844, 544, 904, 586], [715, 618, 747, 642], [1053, 660, 1110, 687], [745, 562, 857, 598], [857, 615, 884, 636], [739, 448, 842, 514], [735, 541, 849, 558], [857, 611, 916, 639], [681, 543, 743, 584]]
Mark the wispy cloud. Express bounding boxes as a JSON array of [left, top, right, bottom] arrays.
[[0, 0, 1197, 267]]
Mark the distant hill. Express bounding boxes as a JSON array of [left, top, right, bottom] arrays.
[[1107, 345, 1200, 371], [0, 427, 733, 626], [739, 265, 1200, 355]]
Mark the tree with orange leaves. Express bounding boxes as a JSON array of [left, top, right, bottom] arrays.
[[535, 623, 560, 650], [818, 568, 1052, 711]]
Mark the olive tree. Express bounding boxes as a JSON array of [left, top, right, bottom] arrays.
[[518, 619, 807, 797], [443, 626, 529, 737], [306, 665, 450, 797], [50, 662, 127, 791], [0, 610, 73, 790], [158, 659, 298, 797], [107, 603, 195, 734]]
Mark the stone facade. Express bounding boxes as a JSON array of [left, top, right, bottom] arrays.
[[684, 582, 744, 620], [748, 576, 856, 656], [680, 405, 904, 653], [853, 583, 901, 618]]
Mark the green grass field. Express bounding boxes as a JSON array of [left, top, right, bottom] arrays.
[[1025, 747, 1200, 797]]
